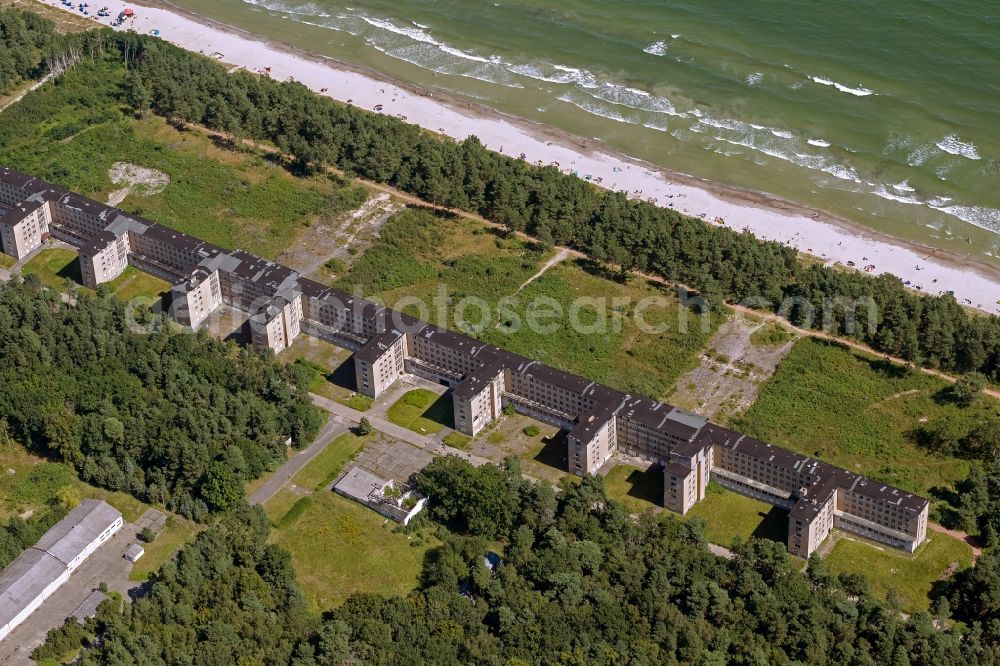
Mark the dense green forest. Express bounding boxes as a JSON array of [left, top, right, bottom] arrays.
[[65, 460, 998, 664], [0, 8, 59, 95], [0, 277, 322, 519]]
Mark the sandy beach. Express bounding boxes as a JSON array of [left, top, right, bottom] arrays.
[[36, 0, 1000, 313]]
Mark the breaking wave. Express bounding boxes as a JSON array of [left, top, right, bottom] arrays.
[[936, 134, 981, 160], [809, 75, 876, 97]]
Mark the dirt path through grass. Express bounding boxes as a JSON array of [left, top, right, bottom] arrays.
[[516, 247, 572, 292]]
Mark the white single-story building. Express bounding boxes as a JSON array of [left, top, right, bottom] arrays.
[[0, 500, 123, 641]]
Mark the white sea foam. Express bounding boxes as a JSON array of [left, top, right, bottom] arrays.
[[697, 116, 747, 132], [241, 0, 331, 17], [359, 16, 490, 63], [820, 164, 860, 181], [807, 138, 831, 148], [907, 145, 933, 166], [930, 204, 1000, 233], [809, 75, 876, 97], [556, 92, 635, 126], [644, 40, 668, 56], [892, 181, 915, 193], [936, 134, 981, 160], [746, 72, 763, 86], [770, 129, 794, 139], [583, 84, 686, 119], [873, 186, 922, 205]]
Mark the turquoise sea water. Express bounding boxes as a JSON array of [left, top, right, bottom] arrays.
[[168, 0, 1000, 261]]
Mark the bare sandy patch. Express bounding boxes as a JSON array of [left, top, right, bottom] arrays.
[[106, 162, 170, 206]]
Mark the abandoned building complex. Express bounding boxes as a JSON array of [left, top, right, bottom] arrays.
[[0, 167, 929, 558]]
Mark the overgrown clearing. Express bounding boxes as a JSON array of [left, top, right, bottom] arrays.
[[338, 207, 721, 399], [0, 58, 367, 258], [824, 531, 972, 612], [735, 338, 978, 496], [263, 432, 436, 611], [669, 315, 797, 423]]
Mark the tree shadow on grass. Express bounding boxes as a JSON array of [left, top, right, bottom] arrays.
[[751, 505, 790, 544]]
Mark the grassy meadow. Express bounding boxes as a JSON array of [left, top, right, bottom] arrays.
[[263, 431, 437, 611], [0, 57, 368, 259], [824, 531, 972, 612], [337, 207, 720, 400], [735, 338, 979, 496]]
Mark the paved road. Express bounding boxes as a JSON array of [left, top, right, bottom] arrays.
[[247, 413, 350, 505], [0, 520, 141, 665]]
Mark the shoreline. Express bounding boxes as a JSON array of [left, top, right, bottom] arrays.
[[32, 0, 1000, 313]]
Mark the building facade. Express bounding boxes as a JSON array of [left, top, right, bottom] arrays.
[[0, 167, 929, 558]]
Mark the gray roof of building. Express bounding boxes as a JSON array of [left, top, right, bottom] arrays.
[[334, 466, 389, 502], [0, 199, 43, 227], [665, 462, 695, 480], [0, 165, 40, 191], [35, 500, 121, 566], [0, 549, 66, 629], [79, 230, 119, 256], [845, 476, 929, 513], [355, 329, 403, 363], [568, 399, 620, 442], [453, 359, 506, 399], [71, 589, 108, 623]]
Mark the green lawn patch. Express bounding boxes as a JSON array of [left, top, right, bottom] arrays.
[[340, 393, 373, 412], [684, 484, 788, 548], [106, 265, 170, 304], [0, 253, 14, 269], [386, 389, 452, 435], [735, 338, 979, 495], [443, 431, 472, 450], [604, 464, 662, 514], [266, 488, 437, 611], [20, 248, 82, 291], [824, 531, 972, 612]]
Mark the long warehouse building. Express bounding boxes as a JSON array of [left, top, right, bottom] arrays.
[[0, 500, 122, 641]]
